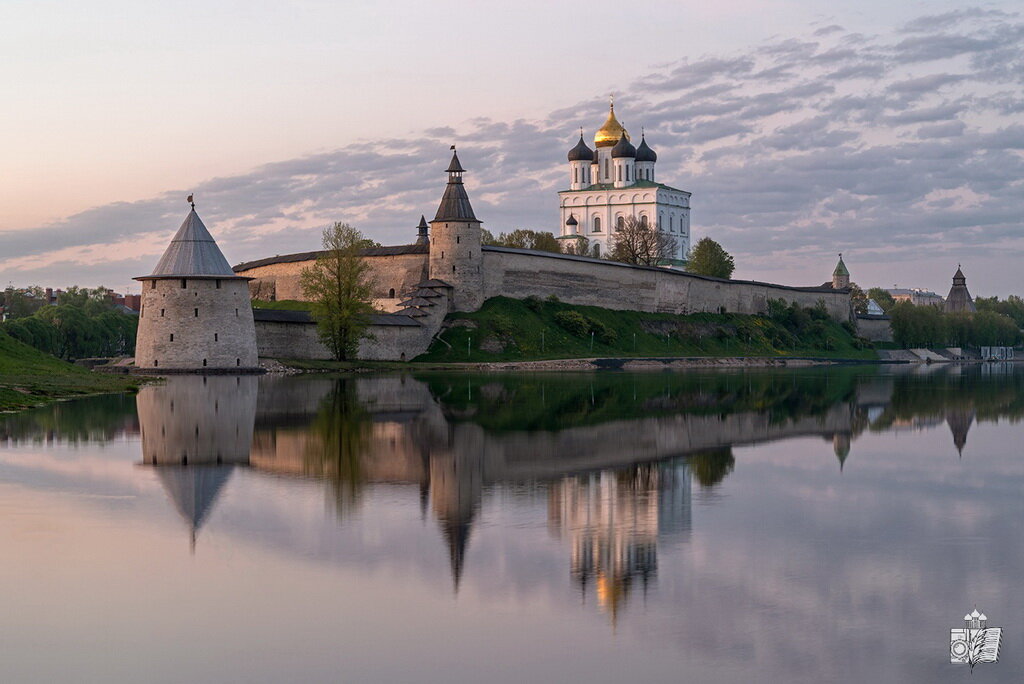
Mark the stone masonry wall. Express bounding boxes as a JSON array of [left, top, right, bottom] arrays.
[[856, 315, 894, 342], [136, 277, 259, 370], [481, 248, 851, 321], [241, 253, 429, 303]]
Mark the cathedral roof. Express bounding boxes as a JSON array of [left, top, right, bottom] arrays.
[[433, 150, 479, 222], [635, 134, 657, 162], [565, 213, 578, 226], [568, 134, 594, 162], [594, 103, 629, 148], [611, 132, 637, 158], [146, 209, 237, 278]]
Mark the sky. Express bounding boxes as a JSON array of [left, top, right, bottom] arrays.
[[1, 1, 1021, 296]]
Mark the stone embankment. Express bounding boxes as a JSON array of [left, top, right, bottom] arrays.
[[454, 356, 877, 372]]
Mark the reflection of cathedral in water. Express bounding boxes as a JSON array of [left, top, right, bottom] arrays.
[[548, 460, 691, 622]]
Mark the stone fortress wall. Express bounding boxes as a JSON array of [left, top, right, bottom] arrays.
[[235, 244, 851, 362]]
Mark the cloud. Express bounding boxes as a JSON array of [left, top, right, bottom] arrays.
[[2, 8, 1023, 295]]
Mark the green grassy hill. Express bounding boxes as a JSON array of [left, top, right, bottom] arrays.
[[0, 331, 139, 412], [415, 297, 876, 363]]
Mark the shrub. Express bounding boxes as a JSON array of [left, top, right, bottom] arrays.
[[554, 310, 590, 337], [524, 295, 543, 313], [588, 317, 618, 344], [546, 294, 561, 303]]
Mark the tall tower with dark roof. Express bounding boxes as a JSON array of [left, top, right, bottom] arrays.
[[429, 148, 483, 311], [944, 266, 977, 313], [134, 204, 259, 371]]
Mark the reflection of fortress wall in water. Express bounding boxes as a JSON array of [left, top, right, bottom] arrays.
[[250, 376, 862, 484]]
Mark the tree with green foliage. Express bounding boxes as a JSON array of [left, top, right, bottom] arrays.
[[609, 216, 678, 266], [1, 286, 136, 360], [0, 286, 46, 319], [300, 222, 377, 361], [888, 301, 1020, 348], [561, 235, 600, 258], [482, 228, 561, 253], [848, 282, 868, 315], [866, 287, 895, 313], [975, 295, 1024, 328], [685, 237, 735, 278]]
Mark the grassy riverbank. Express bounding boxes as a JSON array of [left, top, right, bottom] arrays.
[[0, 331, 141, 412], [415, 297, 876, 363]]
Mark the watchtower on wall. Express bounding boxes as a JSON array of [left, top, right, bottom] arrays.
[[429, 148, 483, 311], [134, 204, 259, 372]]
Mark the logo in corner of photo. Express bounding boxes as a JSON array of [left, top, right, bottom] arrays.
[[951, 608, 1002, 669]]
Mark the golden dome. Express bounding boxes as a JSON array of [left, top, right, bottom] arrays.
[[594, 103, 629, 148]]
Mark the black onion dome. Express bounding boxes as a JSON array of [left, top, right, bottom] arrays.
[[611, 132, 636, 158], [567, 135, 594, 162], [565, 214, 578, 226], [635, 135, 657, 162]]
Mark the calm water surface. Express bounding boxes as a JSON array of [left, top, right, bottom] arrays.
[[1, 365, 1022, 683]]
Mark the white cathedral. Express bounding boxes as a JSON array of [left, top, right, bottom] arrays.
[[558, 101, 691, 263]]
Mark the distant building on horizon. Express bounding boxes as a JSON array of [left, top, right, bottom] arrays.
[[888, 287, 944, 307]]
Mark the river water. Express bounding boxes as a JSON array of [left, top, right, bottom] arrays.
[[0, 365, 1021, 683]]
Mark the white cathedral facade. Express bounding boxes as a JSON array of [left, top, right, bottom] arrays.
[[558, 101, 691, 263]]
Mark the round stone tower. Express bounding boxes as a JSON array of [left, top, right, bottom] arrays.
[[429, 148, 483, 311], [134, 203, 259, 372]]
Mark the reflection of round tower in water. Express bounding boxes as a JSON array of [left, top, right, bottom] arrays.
[[134, 205, 259, 371], [137, 375, 258, 465], [137, 376, 258, 546], [429, 149, 483, 311]]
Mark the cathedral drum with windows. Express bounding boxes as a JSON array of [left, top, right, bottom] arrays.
[[558, 101, 691, 263], [134, 206, 260, 372]]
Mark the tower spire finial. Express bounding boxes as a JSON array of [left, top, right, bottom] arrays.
[[187, 193, 195, 210]]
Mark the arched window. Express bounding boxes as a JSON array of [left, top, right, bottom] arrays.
[[573, 167, 577, 183], [180, 279, 187, 289], [388, 288, 395, 298], [202, 359, 207, 367], [616, 216, 625, 231], [625, 166, 630, 182], [670, 216, 675, 232], [236, 358, 241, 366], [604, 159, 609, 179], [640, 215, 648, 227], [594, 243, 601, 257], [617, 165, 621, 182], [593, 217, 601, 233]]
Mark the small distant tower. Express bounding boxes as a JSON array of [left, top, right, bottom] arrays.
[[944, 265, 977, 313], [567, 131, 594, 190], [134, 201, 259, 371], [832, 253, 850, 289], [415, 215, 430, 245], [611, 132, 637, 189], [429, 148, 484, 311]]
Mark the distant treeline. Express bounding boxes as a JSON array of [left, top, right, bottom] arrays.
[[1, 287, 137, 360], [889, 302, 1020, 348]]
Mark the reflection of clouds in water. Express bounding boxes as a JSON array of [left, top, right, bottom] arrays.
[[2, 367, 1023, 682]]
